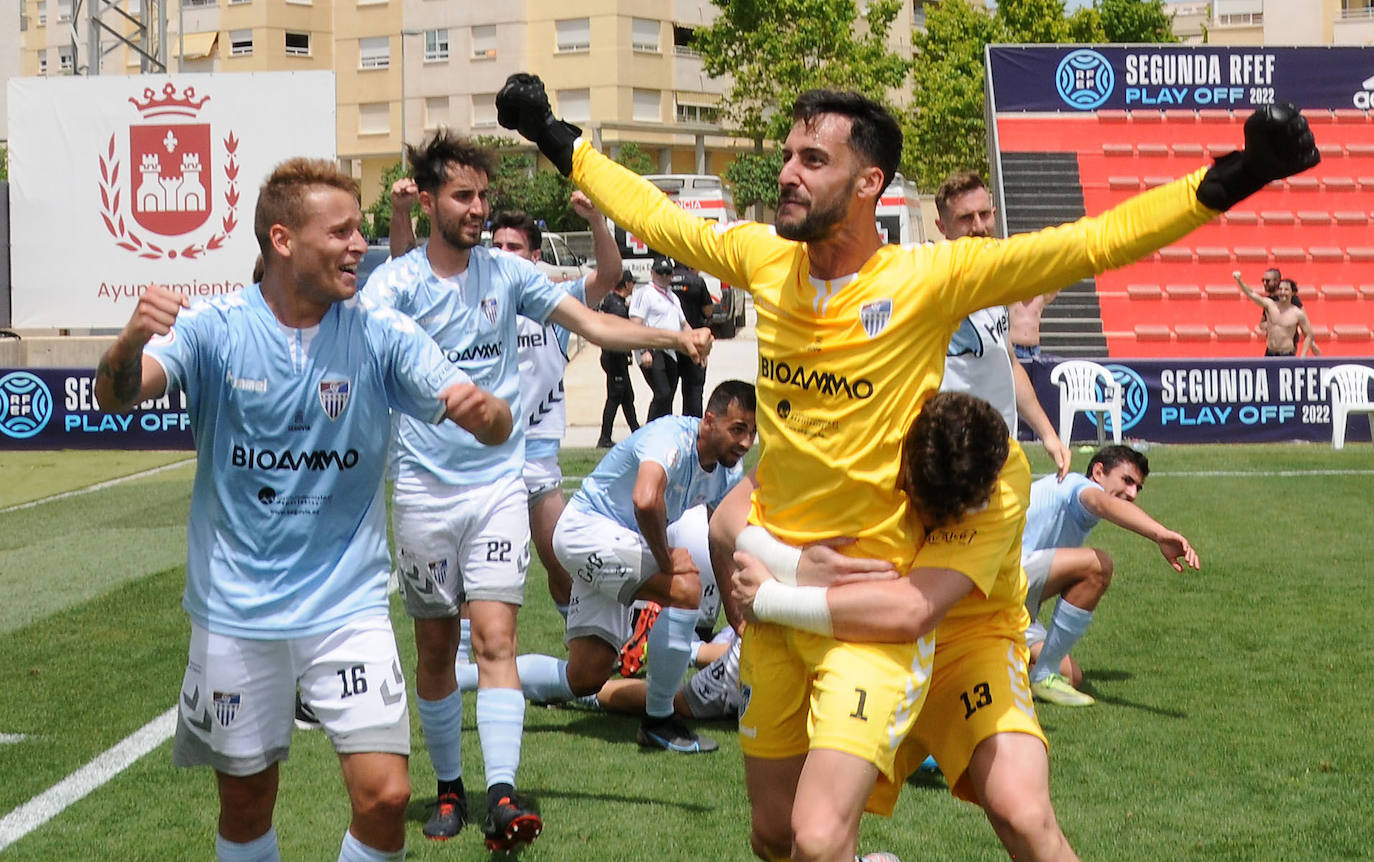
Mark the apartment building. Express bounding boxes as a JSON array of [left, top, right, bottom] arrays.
[[1174, 0, 1374, 44], [14, 0, 799, 204]]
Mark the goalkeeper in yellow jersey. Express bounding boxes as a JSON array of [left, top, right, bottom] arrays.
[[495, 74, 1318, 862]]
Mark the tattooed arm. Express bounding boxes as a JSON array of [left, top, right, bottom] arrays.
[[94, 285, 187, 412]]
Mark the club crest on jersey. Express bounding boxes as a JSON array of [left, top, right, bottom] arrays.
[[318, 379, 351, 421], [428, 559, 448, 585], [859, 298, 893, 339], [213, 691, 241, 727], [480, 297, 499, 326]]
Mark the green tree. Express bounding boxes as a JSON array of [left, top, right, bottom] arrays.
[[613, 142, 656, 175], [0, 145, 8, 182], [694, 0, 912, 143], [1096, 0, 1177, 43], [724, 150, 784, 211], [907, 0, 1000, 190], [996, 0, 1070, 42]]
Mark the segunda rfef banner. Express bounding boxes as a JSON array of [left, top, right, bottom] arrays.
[[7, 71, 335, 329], [0, 367, 193, 450]]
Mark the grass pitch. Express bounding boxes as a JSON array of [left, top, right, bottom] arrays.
[[1, 444, 1372, 859]]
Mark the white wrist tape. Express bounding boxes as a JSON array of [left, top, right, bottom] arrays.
[[751, 580, 833, 637], [737, 525, 802, 586]]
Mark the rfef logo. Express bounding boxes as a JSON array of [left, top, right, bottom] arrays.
[[1103, 363, 1148, 434], [1056, 49, 1115, 110], [99, 82, 240, 261], [0, 372, 54, 439]]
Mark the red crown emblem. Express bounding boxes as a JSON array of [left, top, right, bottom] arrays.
[[127, 83, 210, 118]]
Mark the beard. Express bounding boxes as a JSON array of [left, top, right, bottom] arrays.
[[775, 189, 848, 243], [433, 210, 481, 251]]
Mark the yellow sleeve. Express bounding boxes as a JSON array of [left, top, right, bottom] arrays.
[[933, 168, 1220, 321], [570, 141, 784, 294]]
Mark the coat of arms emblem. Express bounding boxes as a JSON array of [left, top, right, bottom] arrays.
[[98, 82, 239, 260]]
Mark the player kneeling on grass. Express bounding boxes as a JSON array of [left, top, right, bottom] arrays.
[[1020, 444, 1200, 707], [494, 380, 756, 753], [94, 158, 512, 862], [730, 392, 1080, 861]]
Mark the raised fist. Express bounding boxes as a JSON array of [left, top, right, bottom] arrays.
[[495, 72, 581, 176], [1242, 102, 1320, 183], [496, 73, 553, 142]]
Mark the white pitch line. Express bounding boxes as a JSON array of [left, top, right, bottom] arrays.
[[1033, 468, 1374, 480], [0, 459, 195, 515], [0, 734, 27, 745], [0, 708, 176, 852]]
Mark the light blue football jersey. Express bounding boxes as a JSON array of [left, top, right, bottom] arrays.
[[520, 277, 586, 462], [569, 415, 744, 529], [145, 284, 466, 639], [362, 245, 567, 486], [1021, 472, 1101, 559]]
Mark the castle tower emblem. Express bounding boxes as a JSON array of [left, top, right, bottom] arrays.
[[127, 83, 213, 236]]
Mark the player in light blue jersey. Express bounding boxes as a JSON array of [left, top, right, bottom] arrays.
[[94, 158, 511, 862], [490, 201, 620, 615], [361, 131, 711, 849], [514, 381, 756, 754], [1021, 444, 1200, 707], [934, 170, 1070, 481]]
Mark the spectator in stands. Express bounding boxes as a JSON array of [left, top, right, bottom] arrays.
[[1255, 266, 1304, 351], [1010, 293, 1057, 360], [1233, 271, 1319, 357], [598, 271, 641, 447]]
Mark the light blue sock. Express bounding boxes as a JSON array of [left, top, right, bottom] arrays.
[[456, 661, 479, 692], [457, 617, 472, 663], [477, 687, 525, 789], [1030, 598, 1093, 683], [572, 692, 603, 710], [645, 606, 696, 718], [337, 830, 404, 862], [515, 653, 575, 703], [416, 690, 463, 781], [216, 827, 280, 862]]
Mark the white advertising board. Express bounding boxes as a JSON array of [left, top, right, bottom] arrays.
[[8, 71, 336, 329]]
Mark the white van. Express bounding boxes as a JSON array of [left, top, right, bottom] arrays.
[[876, 172, 925, 246], [613, 174, 749, 338]]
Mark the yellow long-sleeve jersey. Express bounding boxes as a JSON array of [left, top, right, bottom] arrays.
[[572, 142, 1216, 572]]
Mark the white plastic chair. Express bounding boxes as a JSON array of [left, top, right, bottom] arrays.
[[1050, 360, 1123, 445], [1321, 363, 1374, 449]]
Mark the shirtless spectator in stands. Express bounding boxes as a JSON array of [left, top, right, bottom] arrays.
[[1234, 271, 1319, 357]]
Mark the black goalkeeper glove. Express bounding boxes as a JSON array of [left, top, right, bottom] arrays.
[[496, 73, 582, 176], [1196, 102, 1320, 211]]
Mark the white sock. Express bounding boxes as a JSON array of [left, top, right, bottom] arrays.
[[215, 827, 280, 862], [337, 830, 404, 862], [477, 688, 525, 788], [1030, 599, 1093, 683], [416, 690, 463, 782], [515, 653, 575, 703], [645, 606, 696, 718]]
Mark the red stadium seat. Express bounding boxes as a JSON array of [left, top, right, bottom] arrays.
[[1137, 143, 1169, 157], [1359, 285, 1374, 300], [1324, 177, 1357, 192], [1214, 325, 1253, 342], [1287, 176, 1321, 192], [1196, 246, 1232, 262], [1272, 247, 1308, 263], [1165, 284, 1202, 300], [1197, 110, 1233, 124], [1310, 247, 1346, 263], [1127, 284, 1163, 300], [1321, 284, 1358, 301], [1334, 211, 1369, 225], [1102, 142, 1134, 157], [1348, 247, 1374, 263], [1133, 111, 1164, 124], [1143, 176, 1173, 188], [1224, 210, 1259, 225], [1334, 324, 1372, 342], [1204, 283, 1240, 300], [1332, 109, 1369, 124], [1134, 324, 1172, 342], [1159, 246, 1194, 263], [1260, 211, 1295, 225], [1108, 176, 1140, 190], [1297, 211, 1332, 225], [1098, 110, 1130, 124], [1174, 324, 1212, 343], [1345, 143, 1374, 157], [1172, 143, 1205, 158], [1234, 247, 1269, 262]]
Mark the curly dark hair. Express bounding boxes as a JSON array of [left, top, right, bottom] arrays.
[[791, 89, 902, 193], [901, 392, 1009, 529], [407, 130, 495, 196]]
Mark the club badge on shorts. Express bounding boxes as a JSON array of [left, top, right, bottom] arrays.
[[213, 691, 241, 727]]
